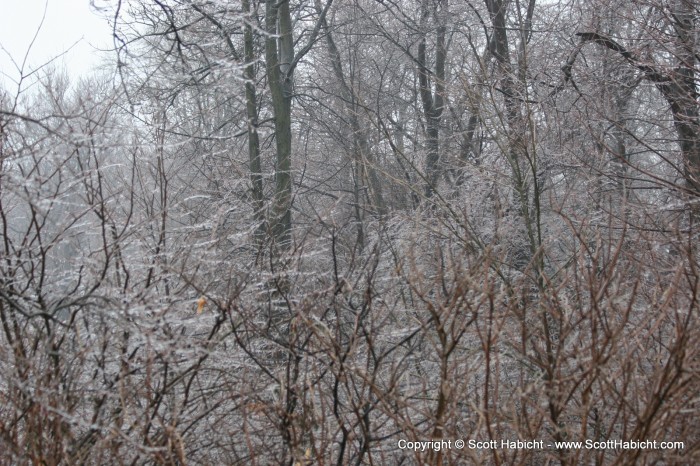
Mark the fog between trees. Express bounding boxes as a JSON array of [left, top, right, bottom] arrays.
[[1, 0, 699, 464]]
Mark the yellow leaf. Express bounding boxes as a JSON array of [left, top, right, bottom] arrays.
[[196, 296, 206, 314]]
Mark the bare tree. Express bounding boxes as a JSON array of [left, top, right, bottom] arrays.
[[569, 0, 700, 202], [0, 1, 699, 464]]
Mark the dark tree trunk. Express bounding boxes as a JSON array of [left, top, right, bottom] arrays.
[[243, 0, 265, 245], [418, 0, 446, 198], [265, 0, 294, 251]]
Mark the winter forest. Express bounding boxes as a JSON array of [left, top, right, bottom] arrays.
[[1, 0, 699, 464]]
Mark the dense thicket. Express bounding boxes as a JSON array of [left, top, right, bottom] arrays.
[[1, 0, 699, 464]]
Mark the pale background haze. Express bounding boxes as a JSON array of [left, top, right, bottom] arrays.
[[0, 0, 113, 90]]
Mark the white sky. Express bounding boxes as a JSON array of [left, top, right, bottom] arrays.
[[0, 0, 114, 90]]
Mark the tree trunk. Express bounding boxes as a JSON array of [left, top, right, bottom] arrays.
[[418, 0, 446, 198], [243, 0, 265, 245], [671, 0, 700, 196], [265, 0, 294, 251], [485, 0, 541, 271]]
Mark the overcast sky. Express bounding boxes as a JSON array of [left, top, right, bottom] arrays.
[[0, 0, 113, 90]]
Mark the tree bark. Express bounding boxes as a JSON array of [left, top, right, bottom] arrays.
[[265, 0, 294, 250], [418, 0, 447, 198], [243, 0, 265, 245], [485, 0, 542, 271]]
